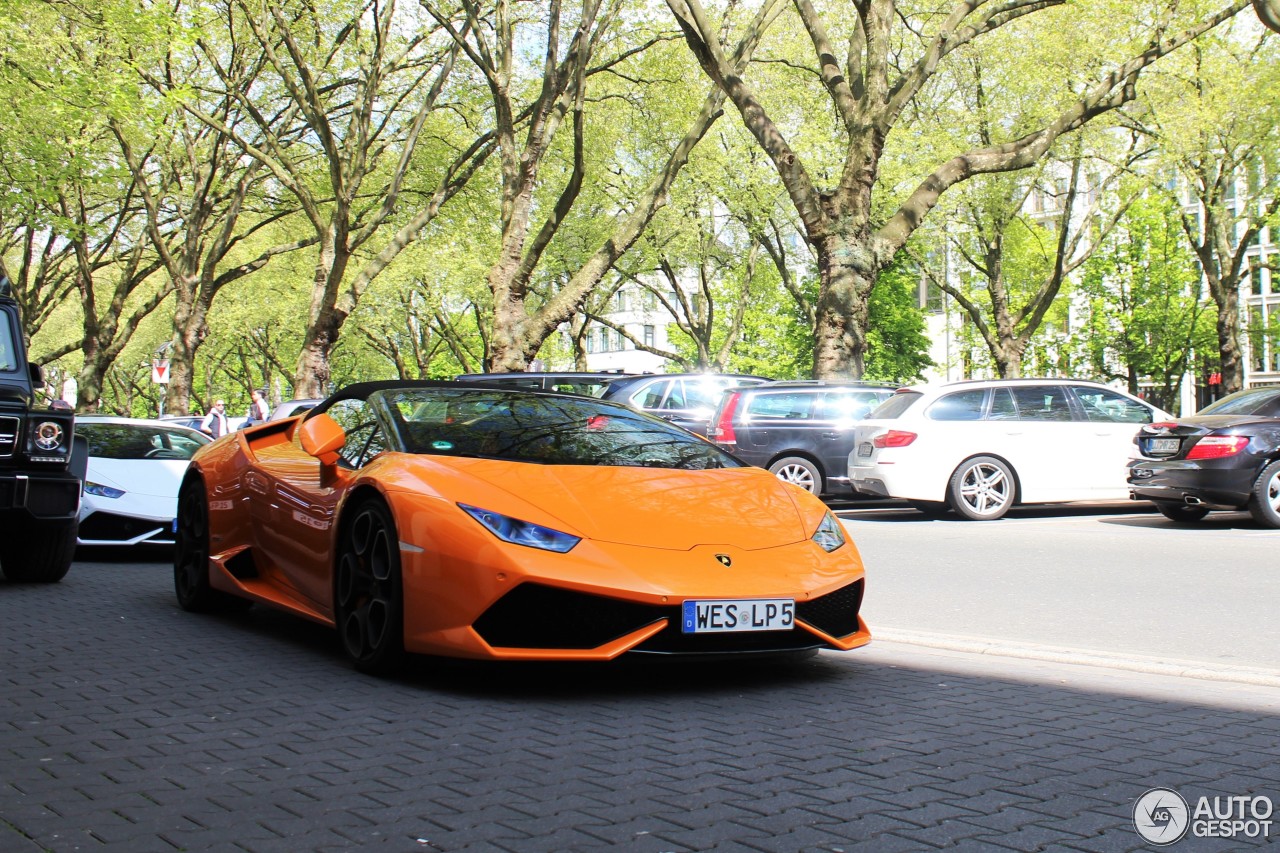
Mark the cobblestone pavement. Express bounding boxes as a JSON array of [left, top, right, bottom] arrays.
[[2, 558, 1278, 853]]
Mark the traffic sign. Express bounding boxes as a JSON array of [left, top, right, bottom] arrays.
[[152, 359, 170, 384]]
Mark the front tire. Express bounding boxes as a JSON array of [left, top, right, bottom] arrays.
[[769, 456, 822, 494], [0, 516, 77, 583], [1154, 500, 1209, 523], [1247, 461, 1280, 529], [947, 456, 1015, 521], [335, 498, 405, 676]]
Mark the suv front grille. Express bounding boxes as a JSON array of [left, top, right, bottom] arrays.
[[0, 412, 18, 455], [0, 415, 18, 457]]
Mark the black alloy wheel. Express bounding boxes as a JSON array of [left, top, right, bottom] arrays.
[[335, 498, 405, 675], [1153, 500, 1209, 523]]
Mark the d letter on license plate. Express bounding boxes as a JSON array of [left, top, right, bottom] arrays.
[[682, 598, 795, 634]]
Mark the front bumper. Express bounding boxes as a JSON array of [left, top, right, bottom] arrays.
[[0, 471, 81, 520]]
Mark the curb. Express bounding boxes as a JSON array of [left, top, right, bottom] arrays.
[[871, 627, 1280, 688]]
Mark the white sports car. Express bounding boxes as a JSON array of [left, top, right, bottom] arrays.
[[76, 416, 210, 546]]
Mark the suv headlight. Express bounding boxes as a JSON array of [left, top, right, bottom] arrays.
[[812, 511, 846, 553], [26, 414, 75, 463]]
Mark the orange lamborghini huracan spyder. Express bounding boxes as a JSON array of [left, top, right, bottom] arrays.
[[174, 381, 871, 674]]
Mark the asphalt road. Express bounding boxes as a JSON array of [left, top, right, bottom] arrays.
[[3, 553, 1279, 852], [835, 500, 1280, 673]]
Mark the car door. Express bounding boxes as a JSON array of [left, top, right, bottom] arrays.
[[1068, 386, 1159, 497], [1003, 383, 1092, 501]]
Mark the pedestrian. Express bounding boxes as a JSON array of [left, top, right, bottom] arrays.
[[200, 400, 228, 438], [246, 389, 269, 425]]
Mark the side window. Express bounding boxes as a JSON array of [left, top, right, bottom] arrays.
[[326, 400, 386, 467], [927, 389, 986, 421], [818, 392, 880, 422], [632, 379, 670, 410], [1073, 387, 1154, 424], [746, 392, 815, 420], [1011, 385, 1074, 421], [988, 388, 1017, 421], [661, 380, 688, 410]]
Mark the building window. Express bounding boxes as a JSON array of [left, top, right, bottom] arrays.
[[643, 325, 655, 347], [616, 290, 629, 312], [585, 329, 595, 353], [615, 329, 626, 350], [642, 290, 657, 310]]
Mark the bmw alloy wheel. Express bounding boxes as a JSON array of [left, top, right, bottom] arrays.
[[948, 456, 1015, 520]]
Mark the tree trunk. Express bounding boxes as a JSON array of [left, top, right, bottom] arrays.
[[812, 234, 875, 378], [1215, 283, 1243, 393]]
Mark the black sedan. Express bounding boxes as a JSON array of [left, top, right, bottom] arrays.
[[1128, 386, 1280, 526]]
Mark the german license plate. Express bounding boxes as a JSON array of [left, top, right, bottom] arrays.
[[681, 599, 795, 634], [1149, 438, 1180, 454], [857, 442, 873, 457]]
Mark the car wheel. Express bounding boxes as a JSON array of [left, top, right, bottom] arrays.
[[336, 498, 405, 676], [0, 516, 77, 583], [769, 456, 822, 494], [1247, 460, 1280, 529], [174, 477, 247, 612], [1153, 500, 1209, 523], [947, 456, 1015, 521]]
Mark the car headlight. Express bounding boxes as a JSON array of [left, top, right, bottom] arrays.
[[459, 504, 580, 553], [812, 511, 846, 553], [84, 481, 126, 499]]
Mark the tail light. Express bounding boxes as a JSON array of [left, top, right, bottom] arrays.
[[1186, 435, 1249, 460], [873, 430, 917, 448], [710, 392, 741, 445]]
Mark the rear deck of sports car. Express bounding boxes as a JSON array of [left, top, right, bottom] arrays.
[[472, 579, 865, 655]]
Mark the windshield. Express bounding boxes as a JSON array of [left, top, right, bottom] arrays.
[[867, 390, 922, 419], [0, 311, 16, 372], [379, 388, 744, 470], [78, 423, 210, 460], [1199, 387, 1280, 417]]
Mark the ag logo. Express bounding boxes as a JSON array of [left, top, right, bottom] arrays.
[[1134, 787, 1190, 845], [714, 554, 732, 567]]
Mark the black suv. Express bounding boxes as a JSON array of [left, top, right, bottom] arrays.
[[0, 276, 83, 581], [708, 380, 896, 496]]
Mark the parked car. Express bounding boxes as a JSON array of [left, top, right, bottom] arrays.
[[848, 379, 1169, 519], [174, 381, 871, 675], [708, 381, 897, 495], [455, 371, 633, 396], [75, 416, 210, 546], [159, 414, 204, 431], [269, 398, 322, 421], [600, 373, 771, 435], [1127, 385, 1280, 526]]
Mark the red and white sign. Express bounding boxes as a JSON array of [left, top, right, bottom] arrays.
[[151, 359, 170, 384]]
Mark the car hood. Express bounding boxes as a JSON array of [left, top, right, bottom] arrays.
[[86, 458, 191, 497], [380, 457, 815, 551]]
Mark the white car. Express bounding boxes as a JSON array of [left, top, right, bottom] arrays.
[[75, 416, 210, 546], [848, 379, 1171, 520]]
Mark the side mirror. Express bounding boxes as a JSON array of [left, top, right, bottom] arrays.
[[298, 413, 345, 466], [28, 362, 44, 390]]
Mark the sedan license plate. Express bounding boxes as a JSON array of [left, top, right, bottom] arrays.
[[1148, 437, 1181, 455], [857, 442, 873, 458], [682, 598, 795, 634]]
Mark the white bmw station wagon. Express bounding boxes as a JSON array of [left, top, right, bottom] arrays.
[[848, 379, 1170, 520]]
